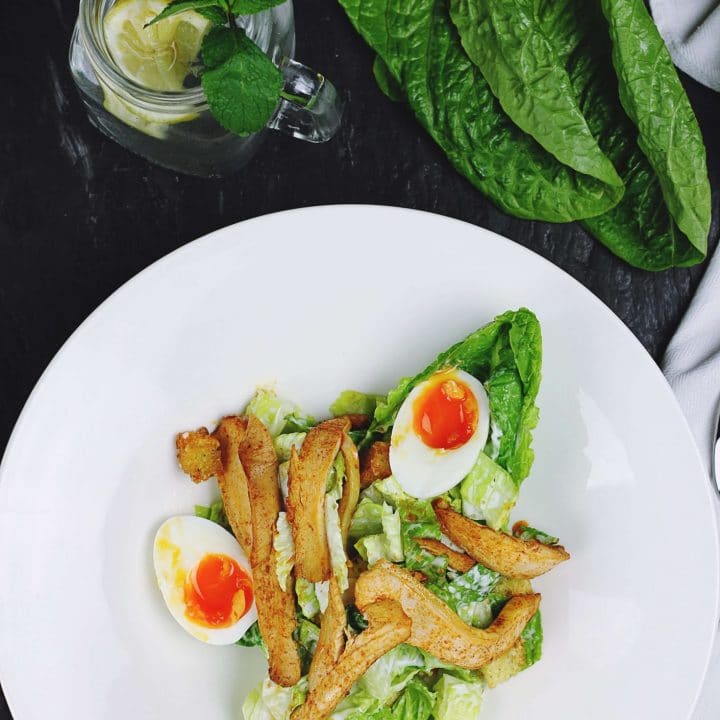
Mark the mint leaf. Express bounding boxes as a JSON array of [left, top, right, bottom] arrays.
[[201, 24, 244, 68], [145, 0, 228, 27], [201, 27, 282, 136], [231, 0, 286, 14], [197, 6, 230, 25]]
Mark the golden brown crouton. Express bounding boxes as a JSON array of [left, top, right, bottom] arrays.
[[175, 428, 221, 483], [481, 637, 527, 687], [359, 441, 392, 489]]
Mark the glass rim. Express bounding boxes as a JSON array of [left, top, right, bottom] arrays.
[[78, 0, 211, 112]]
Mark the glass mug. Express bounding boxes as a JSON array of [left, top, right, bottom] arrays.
[[69, 0, 343, 177]]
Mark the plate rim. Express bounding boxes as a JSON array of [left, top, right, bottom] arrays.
[[1, 204, 718, 718]]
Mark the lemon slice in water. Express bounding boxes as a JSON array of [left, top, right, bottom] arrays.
[[101, 0, 210, 136]]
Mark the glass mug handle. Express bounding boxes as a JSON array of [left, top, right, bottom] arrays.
[[267, 58, 345, 143]]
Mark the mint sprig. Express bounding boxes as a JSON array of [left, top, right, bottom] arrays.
[[147, 0, 286, 136], [201, 26, 283, 135]]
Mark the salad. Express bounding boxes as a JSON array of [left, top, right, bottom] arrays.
[[154, 308, 570, 719]]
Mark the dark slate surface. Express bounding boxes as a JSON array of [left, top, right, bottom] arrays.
[[0, 0, 718, 716]]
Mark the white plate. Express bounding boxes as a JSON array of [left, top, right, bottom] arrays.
[[0, 206, 717, 720]]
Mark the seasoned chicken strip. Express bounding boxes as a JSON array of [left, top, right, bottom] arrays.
[[213, 416, 253, 556], [355, 560, 540, 669], [359, 441, 391, 489], [287, 422, 344, 582], [416, 537, 476, 573], [433, 499, 570, 579], [293, 600, 411, 720], [240, 415, 301, 687], [307, 577, 346, 692]]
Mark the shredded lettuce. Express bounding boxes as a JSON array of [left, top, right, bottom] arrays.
[[325, 496, 349, 591], [244, 389, 314, 438], [460, 452, 518, 530], [273, 512, 295, 592], [433, 673, 484, 720]]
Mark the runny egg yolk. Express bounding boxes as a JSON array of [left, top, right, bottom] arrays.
[[412, 372, 479, 450], [184, 553, 253, 628]]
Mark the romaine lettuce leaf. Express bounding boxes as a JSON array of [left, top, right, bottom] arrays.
[[355, 502, 403, 565], [297, 617, 320, 675], [330, 390, 385, 417], [278, 461, 290, 501], [370, 309, 541, 487], [391, 679, 435, 720], [326, 495, 349, 591], [430, 564, 501, 628], [346, 604, 369, 632], [242, 676, 307, 720], [236, 620, 264, 649], [327, 453, 346, 501], [296, 577, 320, 620], [315, 579, 330, 614], [433, 672, 484, 720], [460, 452, 518, 529], [349, 497, 385, 540], [274, 432, 306, 462], [244, 389, 314, 438], [194, 497, 230, 531], [521, 610, 543, 667], [513, 524, 559, 545], [359, 644, 426, 704], [273, 512, 295, 591], [330, 688, 382, 719]]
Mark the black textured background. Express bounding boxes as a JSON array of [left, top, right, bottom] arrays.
[[0, 0, 718, 716]]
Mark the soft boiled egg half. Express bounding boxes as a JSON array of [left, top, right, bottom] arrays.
[[390, 368, 490, 498], [153, 515, 257, 645]]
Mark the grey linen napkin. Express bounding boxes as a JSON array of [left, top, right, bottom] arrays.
[[663, 246, 720, 717]]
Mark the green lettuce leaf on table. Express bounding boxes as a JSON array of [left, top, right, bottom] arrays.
[[449, 0, 623, 193], [337, 0, 710, 270], [336, 0, 623, 223]]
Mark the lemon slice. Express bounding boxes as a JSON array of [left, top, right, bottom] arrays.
[[101, 0, 210, 135]]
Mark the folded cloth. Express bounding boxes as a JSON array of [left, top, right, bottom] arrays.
[[649, 0, 720, 91], [663, 245, 720, 718]]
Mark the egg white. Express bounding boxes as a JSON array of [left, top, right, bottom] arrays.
[[153, 515, 258, 645], [389, 369, 490, 499]]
